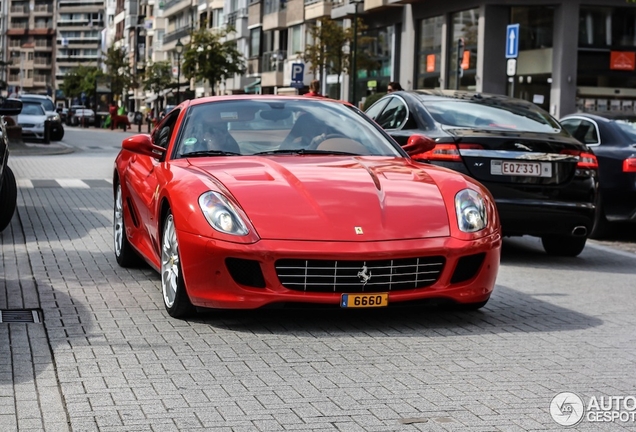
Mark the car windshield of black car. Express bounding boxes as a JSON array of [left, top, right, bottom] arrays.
[[426, 100, 561, 133]]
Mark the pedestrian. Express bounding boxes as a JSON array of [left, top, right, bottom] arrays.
[[387, 82, 403, 93], [305, 80, 325, 98]]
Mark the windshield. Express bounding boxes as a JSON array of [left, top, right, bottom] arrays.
[[614, 120, 636, 142], [174, 99, 402, 158], [21, 102, 45, 116], [424, 100, 562, 133], [22, 97, 55, 112]]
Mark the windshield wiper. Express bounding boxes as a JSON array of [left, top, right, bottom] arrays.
[[254, 149, 356, 156], [182, 150, 240, 157]]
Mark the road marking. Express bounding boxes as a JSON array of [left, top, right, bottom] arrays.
[[17, 179, 112, 189]]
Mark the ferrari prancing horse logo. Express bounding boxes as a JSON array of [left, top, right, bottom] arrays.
[[355, 227, 363, 234], [357, 265, 372, 286]]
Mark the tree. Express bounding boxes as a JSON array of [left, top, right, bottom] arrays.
[[302, 17, 378, 99], [103, 46, 134, 101], [61, 65, 102, 105], [182, 26, 245, 96], [144, 61, 172, 109]]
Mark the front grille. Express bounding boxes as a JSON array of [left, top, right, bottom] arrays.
[[20, 124, 35, 128], [276, 257, 445, 293]]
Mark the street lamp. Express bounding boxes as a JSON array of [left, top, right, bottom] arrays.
[[350, 0, 363, 107], [175, 39, 184, 104]]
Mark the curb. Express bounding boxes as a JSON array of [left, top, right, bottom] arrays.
[[8, 140, 75, 156]]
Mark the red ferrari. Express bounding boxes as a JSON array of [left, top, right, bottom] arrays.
[[113, 96, 501, 318]]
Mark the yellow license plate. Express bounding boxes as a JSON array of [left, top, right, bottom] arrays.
[[341, 293, 389, 308]]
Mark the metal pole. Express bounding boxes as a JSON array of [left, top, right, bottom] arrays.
[[177, 52, 181, 104], [351, 2, 359, 107]]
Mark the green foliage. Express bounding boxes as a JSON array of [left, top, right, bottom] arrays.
[[62, 65, 103, 100], [362, 92, 386, 111], [182, 27, 246, 96], [103, 46, 134, 98], [144, 61, 173, 95], [303, 18, 348, 76]]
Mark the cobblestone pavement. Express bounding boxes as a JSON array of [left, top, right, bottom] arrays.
[[1, 129, 636, 431]]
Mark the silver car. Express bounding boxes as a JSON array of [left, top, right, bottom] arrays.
[[17, 101, 48, 141]]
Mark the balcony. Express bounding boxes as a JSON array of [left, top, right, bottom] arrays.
[[163, 27, 190, 44], [34, 58, 52, 67], [261, 50, 285, 87], [10, 6, 28, 15], [225, 8, 248, 39], [262, 0, 286, 31], [304, 0, 333, 20], [33, 4, 53, 14], [162, 0, 191, 17]]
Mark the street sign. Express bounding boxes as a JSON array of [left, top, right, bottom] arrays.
[[506, 58, 517, 77], [506, 24, 520, 59], [291, 63, 304, 87]]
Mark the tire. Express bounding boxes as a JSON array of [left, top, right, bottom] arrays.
[[51, 126, 64, 141], [0, 166, 17, 232], [590, 195, 610, 239], [541, 235, 587, 257], [113, 183, 142, 267], [161, 212, 194, 318]]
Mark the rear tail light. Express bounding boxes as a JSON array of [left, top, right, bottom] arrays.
[[414, 143, 482, 162], [577, 152, 598, 169], [624, 157, 636, 172], [560, 149, 598, 169]]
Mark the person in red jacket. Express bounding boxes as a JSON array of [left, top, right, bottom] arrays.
[[305, 80, 325, 98]]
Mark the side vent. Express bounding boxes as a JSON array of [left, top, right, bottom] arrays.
[[450, 253, 486, 284]]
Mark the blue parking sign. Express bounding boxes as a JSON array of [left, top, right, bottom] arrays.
[[506, 24, 519, 59], [291, 63, 304, 83]]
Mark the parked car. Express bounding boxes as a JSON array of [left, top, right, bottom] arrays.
[[17, 101, 49, 141], [66, 105, 86, 126], [69, 108, 95, 126], [19, 94, 64, 141], [57, 107, 69, 123], [114, 96, 502, 318], [365, 90, 599, 256], [560, 112, 636, 237], [0, 98, 23, 232]]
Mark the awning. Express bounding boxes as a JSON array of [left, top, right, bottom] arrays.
[[244, 78, 261, 94]]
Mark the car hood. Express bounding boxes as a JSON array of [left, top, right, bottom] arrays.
[[189, 156, 451, 241], [17, 114, 46, 124]]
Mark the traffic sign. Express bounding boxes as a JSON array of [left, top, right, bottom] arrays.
[[506, 24, 519, 59], [506, 58, 517, 76], [291, 63, 304, 86]]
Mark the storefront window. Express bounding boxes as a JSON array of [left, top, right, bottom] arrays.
[[416, 15, 444, 89], [356, 26, 393, 95], [512, 6, 553, 50], [578, 6, 636, 111], [448, 9, 479, 91], [579, 7, 636, 48]]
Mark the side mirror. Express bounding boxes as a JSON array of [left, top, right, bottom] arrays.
[[122, 134, 165, 159], [0, 98, 23, 116], [402, 134, 436, 158]]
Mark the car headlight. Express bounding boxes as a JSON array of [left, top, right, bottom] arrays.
[[198, 191, 249, 236], [455, 189, 488, 232], [47, 114, 60, 122]]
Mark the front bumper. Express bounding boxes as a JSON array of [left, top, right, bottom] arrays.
[[20, 126, 45, 140], [176, 231, 502, 310]]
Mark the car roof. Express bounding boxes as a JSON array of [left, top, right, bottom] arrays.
[[185, 94, 352, 108], [561, 112, 635, 123], [407, 89, 539, 108]]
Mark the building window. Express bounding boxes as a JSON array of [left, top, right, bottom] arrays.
[[250, 28, 261, 58], [290, 25, 302, 56], [416, 15, 444, 89], [448, 8, 479, 91], [512, 6, 553, 50], [579, 7, 636, 48]]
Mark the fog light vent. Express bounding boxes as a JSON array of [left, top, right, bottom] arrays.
[[0, 309, 41, 323]]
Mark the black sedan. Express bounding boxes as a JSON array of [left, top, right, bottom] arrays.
[[365, 90, 598, 257], [0, 98, 23, 232], [560, 113, 636, 237]]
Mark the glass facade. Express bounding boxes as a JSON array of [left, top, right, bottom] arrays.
[[577, 6, 636, 113], [509, 6, 554, 110], [416, 15, 444, 89], [448, 9, 479, 91]]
